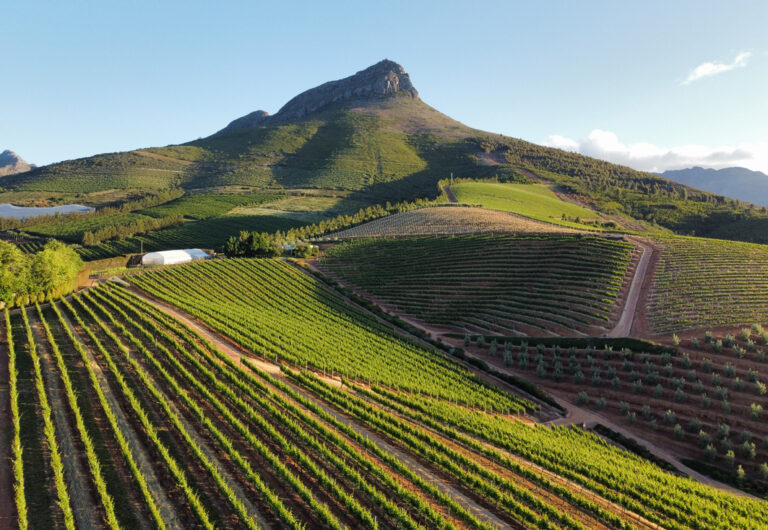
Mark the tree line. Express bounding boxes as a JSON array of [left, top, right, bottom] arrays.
[[81, 214, 184, 246], [0, 239, 84, 307], [221, 197, 434, 258]]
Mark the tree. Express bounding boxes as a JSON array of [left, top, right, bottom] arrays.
[[673, 424, 684, 440], [223, 234, 242, 256], [0, 241, 29, 303], [29, 239, 83, 293], [81, 231, 96, 246]]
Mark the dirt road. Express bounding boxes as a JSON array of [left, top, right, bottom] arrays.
[[607, 241, 652, 337], [442, 186, 459, 203]]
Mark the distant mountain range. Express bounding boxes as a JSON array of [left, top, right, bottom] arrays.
[[0, 149, 34, 176], [661, 167, 768, 208]]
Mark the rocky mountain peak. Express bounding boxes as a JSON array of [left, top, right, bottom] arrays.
[[0, 149, 34, 176], [276, 59, 418, 121], [217, 59, 418, 134]]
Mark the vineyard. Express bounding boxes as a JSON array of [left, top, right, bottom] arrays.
[[0, 260, 766, 527], [318, 235, 636, 335], [467, 325, 768, 489], [327, 206, 579, 239], [648, 236, 768, 334], [130, 258, 522, 409], [138, 191, 281, 220]]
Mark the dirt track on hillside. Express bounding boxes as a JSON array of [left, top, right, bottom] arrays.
[[442, 186, 459, 203], [607, 240, 653, 337]]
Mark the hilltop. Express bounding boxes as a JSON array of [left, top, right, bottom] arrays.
[[0, 149, 34, 176], [3, 60, 768, 243]]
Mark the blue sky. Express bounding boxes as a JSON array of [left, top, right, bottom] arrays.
[[3, 1, 767, 172]]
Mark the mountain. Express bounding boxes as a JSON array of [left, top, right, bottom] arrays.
[[217, 59, 419, 133], [4, 59, 768, 243], [0, 149, 34, 176], [661, 166, 768, 208]]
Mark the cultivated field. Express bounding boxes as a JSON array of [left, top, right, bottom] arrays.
[[318, 235, 636, 335], [465, 326, 768, 490], [327, 206, 579, 239], [1, 260, 767, 528], [648, 236, 768, 334]]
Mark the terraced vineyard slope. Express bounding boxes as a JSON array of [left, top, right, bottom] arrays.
[[124, 258, 768, 529], [130, 259, 521, 407], [648, 237, 768, 334], [326, 206, 579, 239], [319, 235, 636, 336], [464, 329, 768, 486]]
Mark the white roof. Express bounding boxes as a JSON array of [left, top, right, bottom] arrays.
[[141, 248, 209, 266]]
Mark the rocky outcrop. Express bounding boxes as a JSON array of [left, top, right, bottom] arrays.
[[274, 59, 418, 120], [0, 150, 33, 176], [217, 110, 270, 134], [217, 59, 418, 134]]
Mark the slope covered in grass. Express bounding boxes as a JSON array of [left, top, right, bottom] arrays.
[[450, 181, 601, 229]]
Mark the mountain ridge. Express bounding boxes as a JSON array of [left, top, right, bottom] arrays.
[[0, 149, 34, 176], [217, 59, 419, 134], [661, 166, 768, 208]]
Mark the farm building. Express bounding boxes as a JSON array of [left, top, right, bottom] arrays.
[[141, 248, 211, 267]]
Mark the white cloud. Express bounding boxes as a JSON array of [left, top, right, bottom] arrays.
[[682, 51, 751, 85], [544, 129, 768, 174]]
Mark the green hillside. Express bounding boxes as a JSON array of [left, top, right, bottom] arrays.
[[450, 181, 604, 230], [3, 60, 768, 245]]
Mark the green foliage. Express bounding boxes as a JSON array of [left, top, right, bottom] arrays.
[[82, 215, 184, 246], [131, 258, 526, 411], [0, 241, 30, 302], [3, 152, 185, 192], [29, 240, 83, 293], [223, 231, 281, 258], [0, 240, 82, 305]]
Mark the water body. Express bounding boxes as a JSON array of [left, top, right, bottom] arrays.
[[0, 203, 93, 220]]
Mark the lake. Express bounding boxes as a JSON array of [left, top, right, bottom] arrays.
[[0, 203, 94, 220]]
